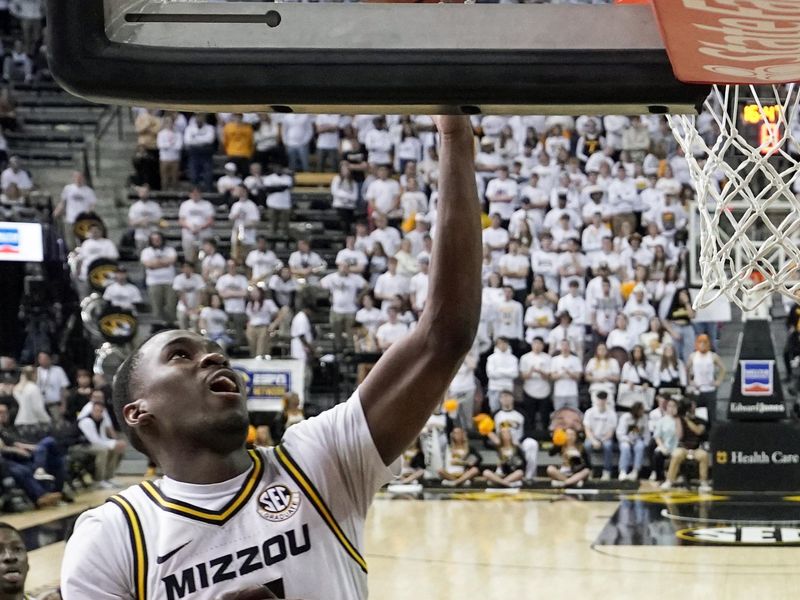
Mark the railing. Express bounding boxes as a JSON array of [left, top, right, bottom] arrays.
[[93, 105, 126, 177]]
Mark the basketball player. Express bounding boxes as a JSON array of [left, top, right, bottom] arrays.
[[60, 115, 481, 600], [0, 522, 61, 600]]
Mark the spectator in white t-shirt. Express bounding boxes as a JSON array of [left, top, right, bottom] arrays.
[[557, 280, 588, 329], [263, 167, 293, 234], [373, 256, 409, 314], [399, 176, 428, 224], [485, 166, 519, 225], [216, 260, 249, 347], [365, 165, 402, 226], [172, 261, 206, 331], [267, 266, 296, 311], [200, 239, 226, 285], [246, 235, 283, 286], [228, 185, 261, 262], [482, 213, 510, 263], [320, 261, 367, 346], [102, 267, 142, 312], [77, 396, 126, 489], [549, 339, 582, 411], [487, 390, 539, 482], [557, 238, 587, 295], [591, 277, 623, 345], [35, 352, 70, 421], [364, 116, 393, 168], [519, 337, 552, 434], [140, 231, 177, 325], [55, 171, 96, 249], [331, 162, 359, 232], [335, 235, 368, 275], [199, 293, 233, 351], [157, 115, 183, 190], [245, 286, 282, 357], [76, 224, 119, 296], [216, 162, 243, 198], [584, 342, 621, 406], [606, 313, 636, 352], [0, 155, 32, 194], [493, 287, 525, 354], [547, 311, 583, 359], [281, 114, 314, 172], [498, 239, 530, 304], [314, 114, 342, 172], [183, 113, 216, 191], [409, 255, 429, 316], [369, 214, 402, 258], [583, 391, 617, 480], [616, 401, 649, 481], [178, 187, 216, 264], [624, 284, 656, 339], [475, 137, 502, 186], [446, 344, 478, 430], [376, 306, 409, 352], [127, 184, 162, 251], [524, 293, 554, 347], [607, 164, 638, 236], [485, 337, 519, 413], [288, 239, 327, 286]]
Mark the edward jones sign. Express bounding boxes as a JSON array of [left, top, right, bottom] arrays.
[[651, 0, 800, 84]]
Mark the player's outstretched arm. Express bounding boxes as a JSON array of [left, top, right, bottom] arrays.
[[360, 115, 482, 465]]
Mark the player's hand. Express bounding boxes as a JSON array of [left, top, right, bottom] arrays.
[[432, 115, 473, 138], [215, 585, 279, 600], [215, 585, 305, 600]]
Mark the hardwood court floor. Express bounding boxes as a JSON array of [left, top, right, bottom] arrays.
[[20, 485, 800, 599]]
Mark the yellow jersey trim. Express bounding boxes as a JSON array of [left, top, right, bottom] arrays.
[[108, 495, 148, 600], [275, 444, 368, 573], [138, 449, 264, 525]]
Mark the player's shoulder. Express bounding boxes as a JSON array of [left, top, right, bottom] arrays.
[[68, 492, 138, 548]]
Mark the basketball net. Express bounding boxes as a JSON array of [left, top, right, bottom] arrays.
[[668, 84, 800, 311]]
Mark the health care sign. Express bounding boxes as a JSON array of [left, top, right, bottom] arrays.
[[651, 0, 800, 84], [232, 358, 307, 414]]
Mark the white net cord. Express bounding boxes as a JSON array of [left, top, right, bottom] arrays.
[[668, 84, 800, 312]]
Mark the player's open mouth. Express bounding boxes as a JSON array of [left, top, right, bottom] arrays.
[[1, 569, 21, 583], [207, 370, 240, 396]]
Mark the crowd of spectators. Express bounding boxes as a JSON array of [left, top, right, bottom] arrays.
[[0, 0, 753, 500], [76, 103, 741, 489], [0, 351, 126, 510]]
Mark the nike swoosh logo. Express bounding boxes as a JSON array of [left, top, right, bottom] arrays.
[[156, 540, 192, 564]]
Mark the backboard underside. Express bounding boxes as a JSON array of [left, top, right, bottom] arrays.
[[47, 1, 709, 114]]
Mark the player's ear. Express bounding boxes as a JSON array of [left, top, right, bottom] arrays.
[[123, 398, 153, 428]]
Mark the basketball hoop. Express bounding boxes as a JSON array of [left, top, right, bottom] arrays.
[[668, 84, 800, 311]]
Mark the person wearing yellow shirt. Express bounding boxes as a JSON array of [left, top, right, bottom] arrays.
[[222, 113, 254, 175]]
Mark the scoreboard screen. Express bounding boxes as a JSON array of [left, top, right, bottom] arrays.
[[740, 102, 784, 155]]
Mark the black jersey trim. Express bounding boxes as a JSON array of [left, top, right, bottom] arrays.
[[138, 449, 264, 525], [275, 444, 368, 573]]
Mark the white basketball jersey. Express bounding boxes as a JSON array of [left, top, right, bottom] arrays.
[[61, 393, 394, 600]]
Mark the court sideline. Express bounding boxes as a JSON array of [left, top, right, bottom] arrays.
[[19, 483, 800, 600]]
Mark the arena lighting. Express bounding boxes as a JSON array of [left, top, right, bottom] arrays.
[[46, 0, 709, 115]]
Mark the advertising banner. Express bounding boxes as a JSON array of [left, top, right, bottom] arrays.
[[231, 358, 306, 414], [712, 421, 800, 491], [728, 320, 786, 421], [0, 222, 43, 262]]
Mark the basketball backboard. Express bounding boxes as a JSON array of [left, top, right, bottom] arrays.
[[46, 1, 709, 114]]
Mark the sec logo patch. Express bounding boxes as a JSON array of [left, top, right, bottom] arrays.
[[257, 484, 301, 522]]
